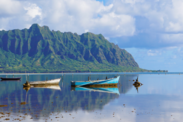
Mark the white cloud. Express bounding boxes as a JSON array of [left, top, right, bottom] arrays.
[[24, 3, 42, 19], [0, 0, 135, 37], [92, 12, 135, 37], [40, 0, 135, 36]]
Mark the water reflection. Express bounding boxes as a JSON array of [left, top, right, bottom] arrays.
[[71, 86, 120, 95], [1, 73, 183, 122], [0, 74, 137, 121]]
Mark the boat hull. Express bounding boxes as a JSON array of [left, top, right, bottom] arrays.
[[71, 76, 120, 87], [1, 77, 21, 80], [29, 78, 60, 85], [23, 78, 61, 87]]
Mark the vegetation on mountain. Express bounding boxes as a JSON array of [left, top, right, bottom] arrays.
[[0, 24, 165, 72]]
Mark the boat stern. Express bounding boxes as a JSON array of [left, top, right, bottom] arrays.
[[71, 81, 76, 86]]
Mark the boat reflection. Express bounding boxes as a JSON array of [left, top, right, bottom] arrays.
[[71, 86, 120, 95], [22, 84, 61, 106], [23, 84, 61, 91]]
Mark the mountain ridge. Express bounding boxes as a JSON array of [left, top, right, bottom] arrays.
[[0, 24, 157, 73]]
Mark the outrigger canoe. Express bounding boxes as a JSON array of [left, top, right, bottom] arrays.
[[71, 76, 120, 87], [1, 77, 21, 80]]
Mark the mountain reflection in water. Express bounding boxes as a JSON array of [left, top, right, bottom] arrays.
[[0, 74, 137, 121]]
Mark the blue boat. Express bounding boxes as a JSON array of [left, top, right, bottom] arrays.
[[72, 86, 120, 95], [71, 76, 120, 87]]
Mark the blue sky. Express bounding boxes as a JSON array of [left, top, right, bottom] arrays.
[[0, 0, 183, 72]]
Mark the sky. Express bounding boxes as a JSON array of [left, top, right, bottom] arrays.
[[0, 0, 183, 72]]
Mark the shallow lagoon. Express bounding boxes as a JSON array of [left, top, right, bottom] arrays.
[[0, 73, 183, 122]]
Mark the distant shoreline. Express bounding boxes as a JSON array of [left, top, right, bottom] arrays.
[[0, 69, 168, 73], [0, 71, 168, 73], [0, 71, 172, 75]]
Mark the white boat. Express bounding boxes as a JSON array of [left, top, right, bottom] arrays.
[[23, 78, 61, 87], [29, 78, 61, 85]]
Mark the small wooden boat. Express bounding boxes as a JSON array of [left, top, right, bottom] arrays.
[[71, 76, 120, 87], [1, 77, 21, 80], [71, 86, 119, 94], [23, 78, 61, 87]]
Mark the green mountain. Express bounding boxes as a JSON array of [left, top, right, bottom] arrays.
[[0, 24, 145, 73]]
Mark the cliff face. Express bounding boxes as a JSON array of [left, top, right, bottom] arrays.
[[0, 24, 139, 72]]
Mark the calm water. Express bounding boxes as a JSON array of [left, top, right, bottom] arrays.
[[0, 73, 183, 122]]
